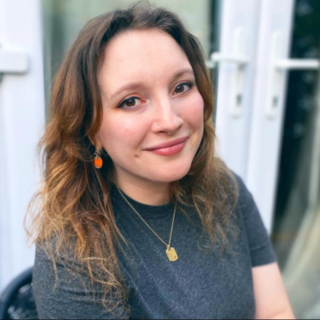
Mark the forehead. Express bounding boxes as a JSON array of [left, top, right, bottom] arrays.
[[98, 29, 192, 95]]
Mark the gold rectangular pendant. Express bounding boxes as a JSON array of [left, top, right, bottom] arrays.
[[166, 247, 178, 261]]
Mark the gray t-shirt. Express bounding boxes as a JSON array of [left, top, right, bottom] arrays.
[[32, 172, 276, 319]]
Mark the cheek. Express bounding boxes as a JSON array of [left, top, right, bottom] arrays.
[[96, 114, 145, 153], [182, 92, 204, 129]]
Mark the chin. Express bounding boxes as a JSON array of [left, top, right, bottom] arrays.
[[150, 160, 193, 182]]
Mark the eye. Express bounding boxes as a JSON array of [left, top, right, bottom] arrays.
[[173, 82, 194, 95], [117, 97, 141, 109]]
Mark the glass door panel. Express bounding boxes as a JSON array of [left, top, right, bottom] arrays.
[[272, 0, 320, 318]]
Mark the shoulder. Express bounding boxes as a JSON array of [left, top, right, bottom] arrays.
[[33, 239, 130, 319], [226, 169, 257, 220], [225, 170, 277, 267], [33, 234, 88, 292], [227, 169, 250, 199], [34, 234, 77, 265]]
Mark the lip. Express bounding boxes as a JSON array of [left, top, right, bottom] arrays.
[[144, 136, 189, 151]]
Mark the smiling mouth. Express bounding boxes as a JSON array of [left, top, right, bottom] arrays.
[[144, 136, 189, 151], [145, 137, 188, 156]]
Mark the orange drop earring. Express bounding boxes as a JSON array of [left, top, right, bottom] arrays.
[[94, 149, 103, 169]]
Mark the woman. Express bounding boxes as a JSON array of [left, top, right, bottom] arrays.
[[26, 2, 295, 319]]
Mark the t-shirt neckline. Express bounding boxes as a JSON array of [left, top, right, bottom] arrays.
[[111, 183, 175, 219]]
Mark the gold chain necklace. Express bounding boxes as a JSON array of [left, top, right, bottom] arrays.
[[117, 187, 179, 262]]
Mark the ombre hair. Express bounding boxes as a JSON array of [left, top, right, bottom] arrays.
[[25, 2, 239, 318]]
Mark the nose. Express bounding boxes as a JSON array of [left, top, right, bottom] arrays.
[[151, 96, 183, 134]]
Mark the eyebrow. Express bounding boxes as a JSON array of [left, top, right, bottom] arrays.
[[109, 68, 195, 100]]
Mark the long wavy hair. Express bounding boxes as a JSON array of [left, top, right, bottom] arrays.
[[25, 2, 239, 318]]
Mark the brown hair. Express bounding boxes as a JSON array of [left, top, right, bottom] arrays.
[[25, 2, 239, 318]]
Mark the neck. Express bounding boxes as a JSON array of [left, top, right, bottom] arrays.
[[114, 173, 171, 206]]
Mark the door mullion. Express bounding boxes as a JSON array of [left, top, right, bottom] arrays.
[[247, 0, 295, 233]]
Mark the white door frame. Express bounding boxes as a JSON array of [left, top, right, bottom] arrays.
[[213, 0, 261, 181], [0, 0, 45, 290], [247, 0, 295, 233], [212, 0, 296, 234]]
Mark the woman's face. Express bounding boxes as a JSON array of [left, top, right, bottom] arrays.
[[96, 28, 204, 187]]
